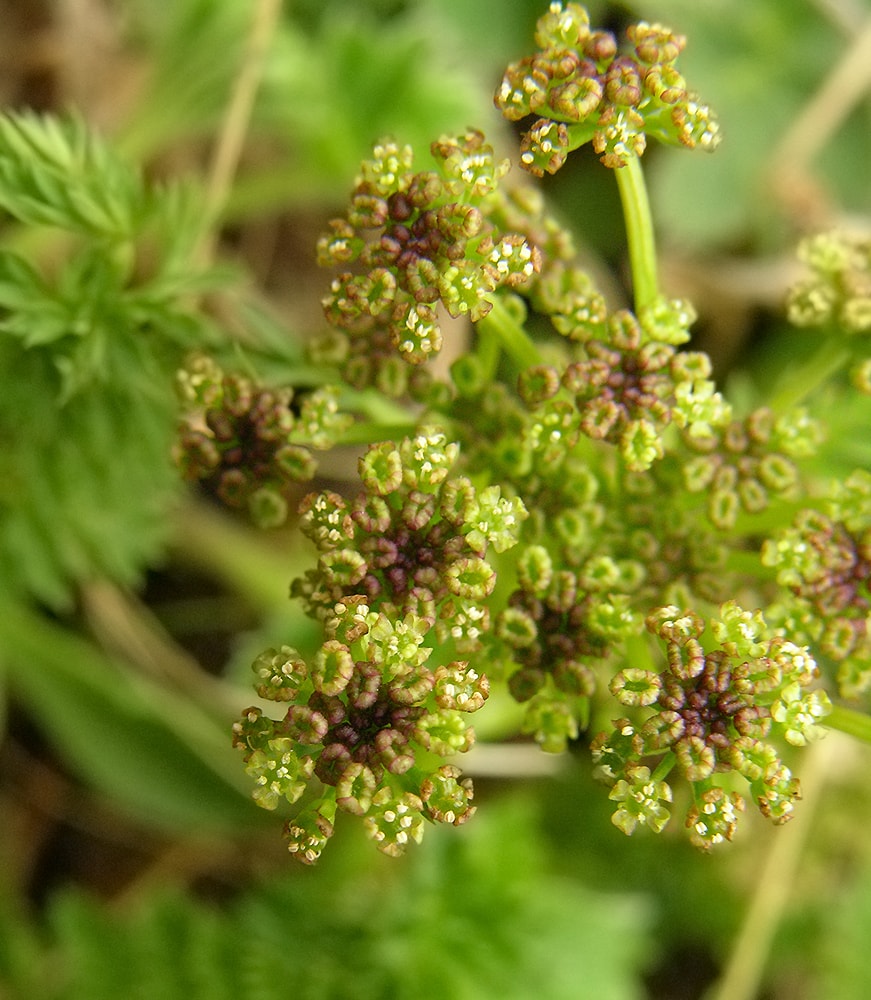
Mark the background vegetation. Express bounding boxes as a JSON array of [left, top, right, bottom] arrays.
[[2, 1, 871, 998]]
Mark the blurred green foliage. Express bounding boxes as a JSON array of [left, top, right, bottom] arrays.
[[0, 795, 651, 1000]]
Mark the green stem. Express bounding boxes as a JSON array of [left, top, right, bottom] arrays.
[[477, 296, 543, 370], [338, 421, 419, 446], [767, 339, 852, 414], [825, 703, 871, 743], [476, 318, 502, 383], [613, 154, 659, 314], [651, 751, 676, 782]]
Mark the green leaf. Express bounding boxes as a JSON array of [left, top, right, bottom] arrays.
[[0, 111, 145, 239], [0, 601, 265, 834]]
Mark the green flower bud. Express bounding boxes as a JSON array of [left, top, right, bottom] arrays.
[[360, 141, 414, 195], [319, 547, 368, 587], [686, 787, 744, 850], [753, 762, 800, 824], [520, 118, 570, 176], [553, 659, 597, 697], [466, 485, 527, 554], [396, 302, 442, 363], [252, 646, 307, 701], [620, 418, 664, 471], [822, 617, 859, 661], [450, 353, 488, 397], [546, 569, 577, 612], [416, 709, 474, 755], [273, 444, 317, 483], [359, 441, 404, 495], [388, 667, 436, 706], [770, 684, 831, 746], [284, 806, 334, 864], [497, 606, 539, 649], [247, 739, 314, 810], [737, 476, 768, 514], [708, 487, 739, 530], [518, 365, 562, 406], [522, 693, 579, 753], [517, 544, 554, 594], [400, 430, 459, 490], [401, 489, 437, 531], [434, 662, 489, 712], [673, 379, 732, 438], [310, 639, 354, 696], [609, 764, 672, 835], [711, 601, 768, 658], [729, 736, 779, 782], [554, 506, 595, 550], [336, 762, 378, 816], [534, 1, 591, 48], [578, 554, 621, 591], [364, 788, 425, 857], [439, 476, 478, 527], [587, 594, 635, 639], [639, 710, 684, 751], [756, 453, 797, 493], [609, 667, 662, 706], [640, 296, 696, 345], [683, 454, 718, 493], [420, 764, 475, 825], [247, 486, 288, 529], [445, 556, 496, 600], [674, 735, 716, 781]]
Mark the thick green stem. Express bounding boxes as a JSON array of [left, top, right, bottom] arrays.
[[477, 296, 543, 370], [826, 703, 871, 743], [651, 751, 676, 783], [614, 154, 659, 314], [475, 318, 502, 383]]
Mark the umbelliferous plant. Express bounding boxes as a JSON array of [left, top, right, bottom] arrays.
[[227, 1, 871, 862], [2, 1, 868, 876]]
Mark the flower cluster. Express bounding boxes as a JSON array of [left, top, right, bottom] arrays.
[[292, 431, 527, 645], [592, 602, 831, 849], [174, 355, 352, 528], [680, 406, 819, 530], [315, 130, 541, 375], [229, 2, 850, 863], [494, 2, 720, 173], [520, 302, 731, 472], [763, 470, 871, 698], [495, 540, 641, 753], [787, 229, 871, 335], [235, 431, 527, 860]]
